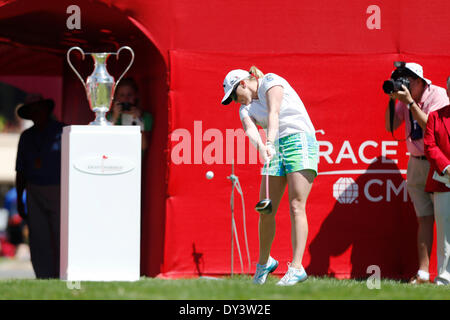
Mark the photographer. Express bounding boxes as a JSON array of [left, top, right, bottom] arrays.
[[109, 77, 153, 152], [383, 62, 449, 284]]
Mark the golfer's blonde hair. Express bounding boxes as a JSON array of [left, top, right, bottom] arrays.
[[249, 66, 264, 79]]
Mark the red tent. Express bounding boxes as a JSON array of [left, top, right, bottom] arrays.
[[1, 0, 449, 279]]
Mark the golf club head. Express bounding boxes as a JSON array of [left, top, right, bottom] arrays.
[[255, 198, 272, 214]]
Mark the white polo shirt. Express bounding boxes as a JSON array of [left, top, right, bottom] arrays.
[[239, 73, 315, 139]]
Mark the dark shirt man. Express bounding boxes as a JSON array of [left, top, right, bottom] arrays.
[[15, 95, 65, 279]]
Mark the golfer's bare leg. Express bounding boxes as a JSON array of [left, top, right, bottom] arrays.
[[287, 170, 315, 269], [258, 175, 286, 265]]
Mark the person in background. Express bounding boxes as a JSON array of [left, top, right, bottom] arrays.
[[384, 62, 449, 284], [109, 78, 153, 153], [3, 187, 30, 260], [423, 76, 450, 286], [15, 94, 65, 278]]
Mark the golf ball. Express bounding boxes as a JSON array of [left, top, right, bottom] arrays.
[[206, 171, 214, 179]]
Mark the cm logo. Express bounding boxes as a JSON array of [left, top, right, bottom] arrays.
[[333, 177, 408, 203]]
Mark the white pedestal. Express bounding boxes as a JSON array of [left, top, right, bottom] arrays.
[[60, 125, 141, 281]]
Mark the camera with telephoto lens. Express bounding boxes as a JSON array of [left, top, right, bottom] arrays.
[[119, 102, 133, 111], [382, 61, 411, 94]]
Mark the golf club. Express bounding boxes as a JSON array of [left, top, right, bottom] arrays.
[[255, 161, 272, 214]]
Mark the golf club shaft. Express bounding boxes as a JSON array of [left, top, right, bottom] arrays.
[[265, 160, 269, 199]]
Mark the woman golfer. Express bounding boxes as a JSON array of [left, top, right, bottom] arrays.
[[221, 67, 318, 286]]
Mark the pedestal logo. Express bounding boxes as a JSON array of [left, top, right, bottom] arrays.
[[74, 155, 135, 175]]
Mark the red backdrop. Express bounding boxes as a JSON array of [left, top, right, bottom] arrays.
[[164, 51, 450, 279], [1, 0, 449, 280]]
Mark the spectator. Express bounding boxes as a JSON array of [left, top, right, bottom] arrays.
[[109, 78, 153, 152], [15, 94, 65, 278], [3, 188, 29, 259], [4, 188, 28, 249], [423, 76, 450, 286]]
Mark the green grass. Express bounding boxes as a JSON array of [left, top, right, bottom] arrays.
[[0, 276, 448, 300]]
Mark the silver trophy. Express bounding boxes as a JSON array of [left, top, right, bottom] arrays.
[[67, 46, 135, 125]]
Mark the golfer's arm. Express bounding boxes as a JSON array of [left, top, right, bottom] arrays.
[[266, 86, 283, 143], [241, 116, 264, 150]]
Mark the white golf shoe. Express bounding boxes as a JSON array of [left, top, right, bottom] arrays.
[[253, 256, 279, 285], [276, 263, 308, 286]]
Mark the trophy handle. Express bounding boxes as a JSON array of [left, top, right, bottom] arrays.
[[67, 47, 87, 86], [115, 46, 135, 86]]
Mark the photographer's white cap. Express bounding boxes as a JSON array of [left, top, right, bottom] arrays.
[[405, 63, 432, 85], [221, 69, 251, 105]]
